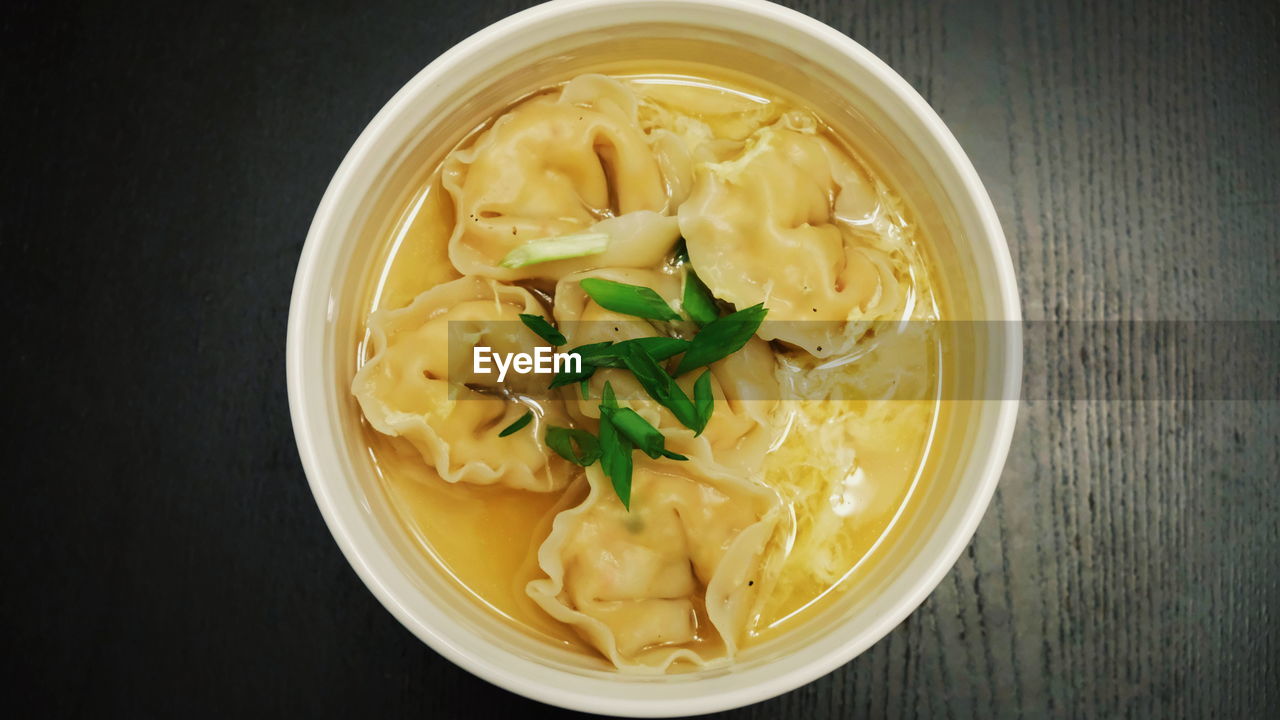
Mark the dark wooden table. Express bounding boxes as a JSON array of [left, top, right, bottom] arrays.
[[4, 0, 1276, 717]]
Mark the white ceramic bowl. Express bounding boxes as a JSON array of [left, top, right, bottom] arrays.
[[287, 0, 1021, 715]]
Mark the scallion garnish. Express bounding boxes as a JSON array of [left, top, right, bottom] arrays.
[[499, 232, 609, 269], [548, 341, 613, 388], [692, 370, 714, 436], [545, 426, 601, 466], [588, 337, 690, 368], [511, 275, 764, 510], [618, 343, 702, 432], [601, 379, 618, 409], [548, 337, 690, 388], [597, 382, 633, 509], [498, 410, 533, 437], [602, 406, 668, 459], [674, 303, 768, 375], [682, 268, 719, 326], [518, 313, 566, 346], [579, 278, 681, 322]]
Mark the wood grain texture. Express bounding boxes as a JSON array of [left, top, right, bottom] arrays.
[[2, 0, 1276, 717]]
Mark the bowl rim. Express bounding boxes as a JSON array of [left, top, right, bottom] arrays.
[[286, 0, 1022, 715]]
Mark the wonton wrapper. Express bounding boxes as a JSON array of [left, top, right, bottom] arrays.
[[352, 276, 573, 492], [441, 75, 683, 283], [678, 115, 910, 357], [527, 462, 784, 672], [553, 267, 779, 471]]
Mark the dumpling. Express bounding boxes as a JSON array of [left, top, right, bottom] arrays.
[[441, 75, 683, 282], [632, 81, 788, 212], [352, 276, 573, 492], [636, 80, 784, 143], [677, 113, 910, 357], [526, 461, 784, 671], [552, 267, 779, 470]]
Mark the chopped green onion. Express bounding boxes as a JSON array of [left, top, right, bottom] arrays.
[[499, 232, 609, 269], [660, 449, 688, 461], [692, 370, 714, 436], [618, 344, 702, 432], [602, 406, 667, 459], [601, 380, 618, 410], [498, 410, 533, 437], [682, 268, 719, 326], [575, 341, 626, 366], [598, 416, 633, 509], [545, 426, 601, 466], [549, 366, 593, 389], [548, 338, 690, 388], [597, 382, 632, 509], [588, 337, 690, 368], [579, 278, 681, 322], [518, 313, 566, 346], [579, 379, 590, 400], [674, 303, 768, 375], [548, 341, 613, 388]]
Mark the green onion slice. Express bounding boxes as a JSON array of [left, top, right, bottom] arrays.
[[499, 232, 609, 269], [579, 278, 681, 322], [692, 370, 714, 436], [588, 337, 690, 368], [545, 426, 601, 466], [518, 314, 566, 346], [497, 410, 533, 437], [548, 338, 690, 389], [682, 268, 719, 326], [619, 344, 702, 432], [597, 382, 633, 509], [674, 303, 768, 375], [602, 406, 667, 459], [548, 341, 613, 388]]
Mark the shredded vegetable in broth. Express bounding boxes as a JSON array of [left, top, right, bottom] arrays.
[[353, 70, 943, 672]]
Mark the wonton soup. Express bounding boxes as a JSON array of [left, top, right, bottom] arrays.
[[352, 69, 944, 673]]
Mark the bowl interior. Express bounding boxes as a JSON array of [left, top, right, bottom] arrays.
[[290, 3, 1018, 715]]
